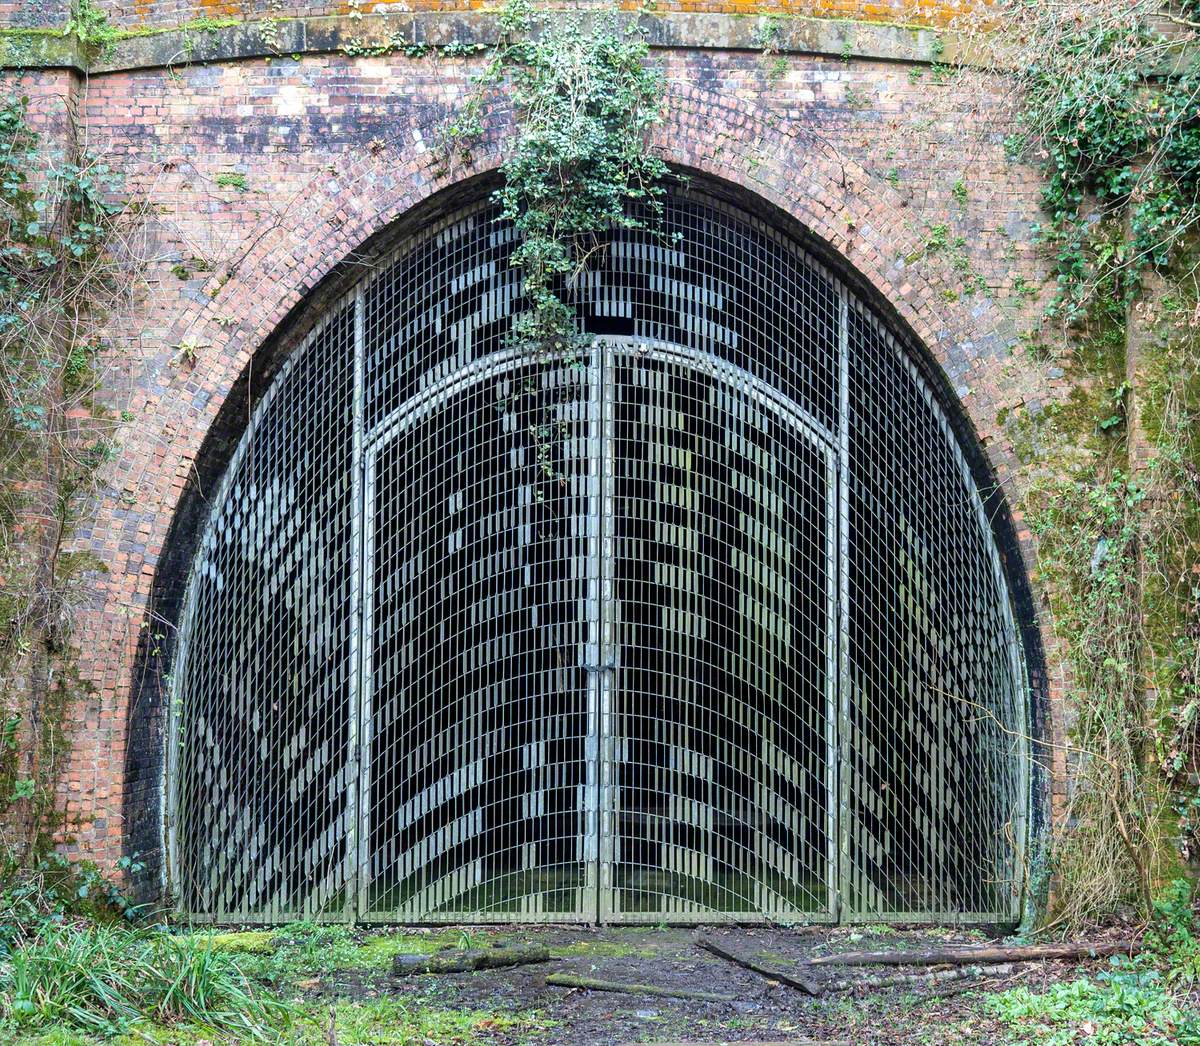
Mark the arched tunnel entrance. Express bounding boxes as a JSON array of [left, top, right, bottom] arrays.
[[164, 181, 1034, 925]]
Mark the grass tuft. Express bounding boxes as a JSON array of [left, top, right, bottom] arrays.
[[0, 923, 291, 1039]]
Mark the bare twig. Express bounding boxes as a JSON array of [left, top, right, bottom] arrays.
[[545, 972, 735, 1004], [695, 937, 822, 996]]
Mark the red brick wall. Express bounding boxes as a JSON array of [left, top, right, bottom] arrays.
[[2, 40, 1067, 883], [0, 0, 68, 28]]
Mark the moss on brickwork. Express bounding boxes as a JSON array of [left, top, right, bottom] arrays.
[[1137, 282, 1200, 865], [0, 89, 145, 876], [1003, 265, 1200, 917]]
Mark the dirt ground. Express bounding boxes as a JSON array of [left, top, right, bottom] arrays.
[[310, 923, 1116, 1044]]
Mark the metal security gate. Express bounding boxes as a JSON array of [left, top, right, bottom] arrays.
[[359, 340, 837, 922], [169, 185, 1028, 925]]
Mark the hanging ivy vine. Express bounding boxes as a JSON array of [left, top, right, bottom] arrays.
[[991, 5, 1200, 320], [447, 0, 672, 360]]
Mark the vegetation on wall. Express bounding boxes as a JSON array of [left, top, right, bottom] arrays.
[[0, 92, 157, 951], [0, 94, 135, 860], [446, 0, 671, 361], [0, 91, 303, 1046], [963, 0, 1200, 927], [991, 1, 1200, 320]]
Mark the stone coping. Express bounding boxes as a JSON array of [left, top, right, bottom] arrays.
[[1, 10, 972, 73]]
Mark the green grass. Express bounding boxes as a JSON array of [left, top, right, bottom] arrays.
[[225, 922, 362, 985], [298, 998, 549, 1045], [0, 923, 290, 1040], [0, 922, 548, 1044], [202, 929, 275, 954], [220, 922, 499, 984], [9, 879, 1197, 1044], [548, 934, 656, 960], [202, 921, 658, 973], [350, 928, 492, 965]]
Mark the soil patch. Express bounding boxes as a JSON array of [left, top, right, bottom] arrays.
[[308, 924, 1120, 1044]]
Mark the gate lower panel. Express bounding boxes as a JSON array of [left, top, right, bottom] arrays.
[[602, 345, 836, 921]]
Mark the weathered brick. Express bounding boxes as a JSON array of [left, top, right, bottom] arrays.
[[2, 31, 1067, 877]]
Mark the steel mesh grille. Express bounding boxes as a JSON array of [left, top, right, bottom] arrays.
[[604, 347, 836, 920], [171, 303, 356, 922], [363, 354, 594, 920], [170, 185, 1027, 924], [843, 306, 1025, 920]]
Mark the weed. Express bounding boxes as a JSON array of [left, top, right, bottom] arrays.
[[0, 852, 145, 953], [986, 893, 1200, 1046], [987, 973, 1200, 1045], [172, 338, 206, 366], [751, 14, 784, 56], [844, 85, 870, 111], [1010, 274, 1039, 303], [1141, 879, 1200, 986]]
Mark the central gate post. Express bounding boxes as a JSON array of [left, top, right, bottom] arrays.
[[583, 340, 608, 924]]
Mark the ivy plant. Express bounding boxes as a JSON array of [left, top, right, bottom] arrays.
[[0, 95, 137, 860], [449, 0, 672, 360], [1003, 10, 1200, 319]]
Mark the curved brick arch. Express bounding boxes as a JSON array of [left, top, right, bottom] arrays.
[[80, 85, 1053, 888], [145, 87, 1023, 520]]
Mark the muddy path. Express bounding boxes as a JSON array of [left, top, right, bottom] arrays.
[[307, 924, 1110, 1044]]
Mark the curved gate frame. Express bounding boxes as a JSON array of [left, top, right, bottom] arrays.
[[165, 182, 1033, 926]]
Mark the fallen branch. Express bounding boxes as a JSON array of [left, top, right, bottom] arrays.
[[696, 937, 822, 996], [911, 967, 1025, 1001], [806, 940, 1140, 967], [824, 962, 1016, 994], [545, 972, 735, 1003], [393, 943, 550, 976]]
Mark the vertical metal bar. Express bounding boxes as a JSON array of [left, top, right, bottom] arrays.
[[1010, 641, 1030, 921], [583, 340, 606, 923], [345, 286, 366, 922], [356, 444, 377, 919], [823, 446, 839, 919], [163, 609, 189, 912], [597, 338, 616, 924], [835, 289, 852, 921]]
